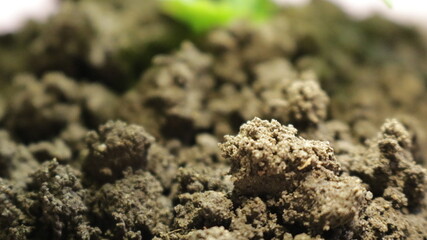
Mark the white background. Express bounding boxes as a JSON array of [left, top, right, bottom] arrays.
[[0, 0, 57, 34], [0, 0, 426, 34], [277, 0, 427, 27]]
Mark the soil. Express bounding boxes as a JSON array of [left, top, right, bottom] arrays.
[[1, 0, 427, 239]]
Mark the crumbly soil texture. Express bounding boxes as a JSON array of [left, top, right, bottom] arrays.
[[1, 0, 427, 239]]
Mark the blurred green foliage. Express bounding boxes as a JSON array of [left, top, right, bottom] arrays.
[[161, 0, 277, 33], [383, 0, 392, 8]]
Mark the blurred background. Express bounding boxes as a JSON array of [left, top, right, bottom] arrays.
[[1, 0, 427, 35], [0, 0, 57, 34]]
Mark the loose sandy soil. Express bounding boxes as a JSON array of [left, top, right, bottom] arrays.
[[1, 0, 427, 239]]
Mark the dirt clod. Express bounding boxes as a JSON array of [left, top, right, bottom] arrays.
[[82, 120, 154, 185]]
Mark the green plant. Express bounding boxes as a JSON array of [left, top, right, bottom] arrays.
[[161, 0, 277, 33], [383, 0, 392, 8]]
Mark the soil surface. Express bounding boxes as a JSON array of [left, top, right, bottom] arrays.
[[1, 0, 427, 239]]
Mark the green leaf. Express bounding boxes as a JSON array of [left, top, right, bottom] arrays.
[[161, 0, 277, 33], [383, 0, 393, 8]]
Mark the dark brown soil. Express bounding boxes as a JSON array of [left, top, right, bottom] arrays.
[[1, 0, 427, 239]]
